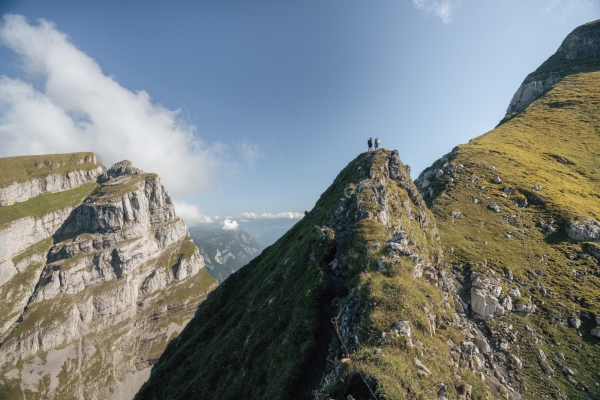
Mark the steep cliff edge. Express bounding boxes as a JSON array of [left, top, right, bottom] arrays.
[[503, 19, 600, 121], [0, 156, 216, 399], [0, 152, 103, 206], [137, 149, 480, 399]]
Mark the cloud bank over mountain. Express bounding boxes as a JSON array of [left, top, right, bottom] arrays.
[[221, 218, 239, 230], [0, 14, 220, 197]]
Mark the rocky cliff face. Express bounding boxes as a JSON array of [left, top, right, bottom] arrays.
[[504, 19, 600, 119], [0, 153, 102, 206], [0, 156, 216, 399]]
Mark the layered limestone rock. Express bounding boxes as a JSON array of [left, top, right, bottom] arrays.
[[0, 157, 216, 400], [0, 153, 102, 206], [0, 208, 73, 287], [504, 19, 600, 118]]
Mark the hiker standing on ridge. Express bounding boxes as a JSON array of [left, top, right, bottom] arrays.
[[375, 137, 380, 150], [368, 137, 373, 152]]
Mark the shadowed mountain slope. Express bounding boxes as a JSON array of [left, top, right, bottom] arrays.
[[137, 149, 472, 399]]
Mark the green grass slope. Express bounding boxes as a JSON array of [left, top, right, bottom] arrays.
[[419, 67, 600, 398], [137, 150, 472, 400], [0, 152, 99, 188]]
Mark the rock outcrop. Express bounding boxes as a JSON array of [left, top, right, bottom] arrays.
[[504, 19, 600, 119], [0, 154, 216, 399], [0, 153, 102, 206]]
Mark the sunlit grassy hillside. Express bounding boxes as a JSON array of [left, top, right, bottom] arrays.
[[424, 67, 600, 398]]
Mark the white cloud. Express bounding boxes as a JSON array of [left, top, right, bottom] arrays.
[[240, 212, 304, 219], [412, 0, 456, 24], [0, 14, 223, 197], [173, 200, 213, 225], [221, 218, 239, 230]]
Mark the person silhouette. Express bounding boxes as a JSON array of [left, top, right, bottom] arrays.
[[375, 137, 380, 150], [368, 137, 373, 152]]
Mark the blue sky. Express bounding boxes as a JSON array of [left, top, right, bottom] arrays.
[[0, 1, 598, 224]]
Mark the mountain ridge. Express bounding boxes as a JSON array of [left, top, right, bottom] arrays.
[[138, 19, 600, 400]]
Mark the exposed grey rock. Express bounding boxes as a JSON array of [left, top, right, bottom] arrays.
[[508, 288, 521, 298], [591, 327, 600, 338], [566, 218, 600, 242], [0, 208, 73, 287], [470, 274, 509, 320], [538, 349, 547, 361], [414, 358, 431, 376], [488, 203, 501, 213], [513, 298, 537, 317], [492, 177, 502, 184], [504, 20, 600, 118], [540, 361, 555, 377], [595, 314, 600, 325], [568, 316, 582, 329], [99, 160, 143, 182], [396, 320, 411, 337], [0, 165, 103, 206], [512, 355, 523, 370], [474, 336, 491, 354], [0, 159, 212, 399]]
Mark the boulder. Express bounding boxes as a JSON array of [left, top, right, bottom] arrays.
[[566, 218, 600, 242], [512, 355, 523, 370], [471, 288, 506, 320], [540, 362, 555, 377], [568, 316, 582, 329], [488, 203, 500, 213], [473, 336, 491, 354]]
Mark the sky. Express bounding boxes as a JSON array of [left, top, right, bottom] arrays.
[[0, 0, 598, 226]]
